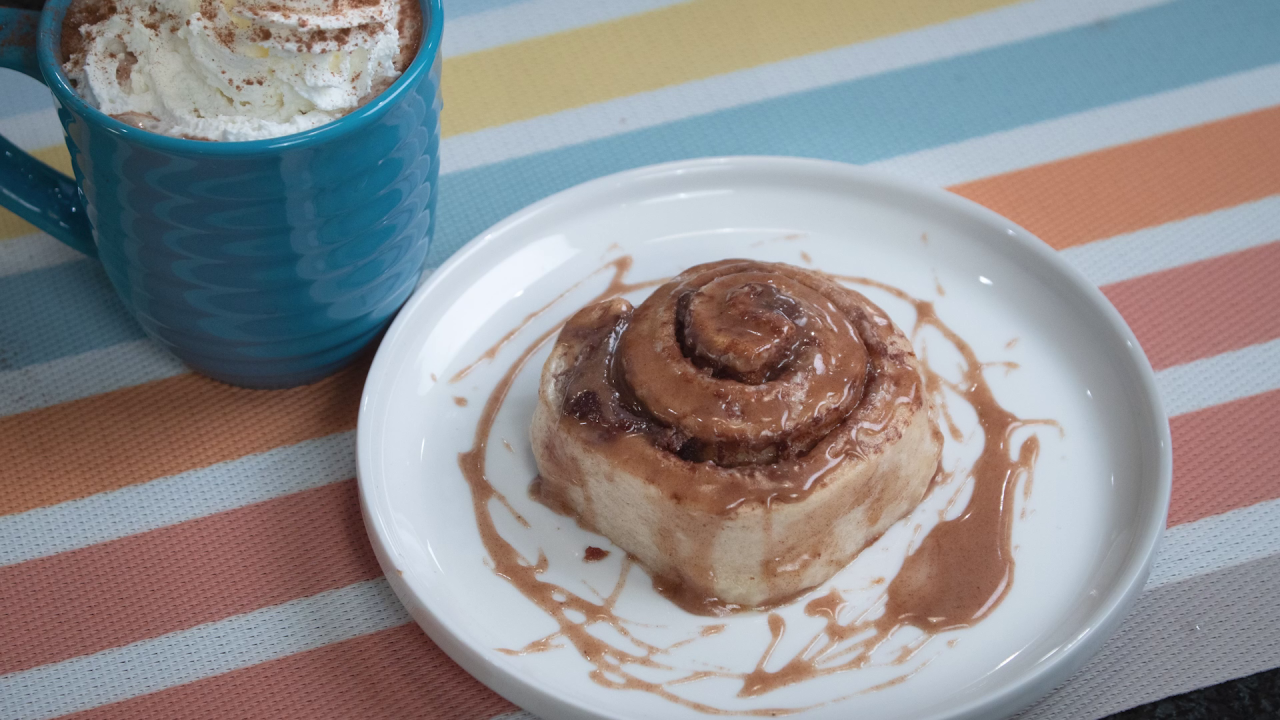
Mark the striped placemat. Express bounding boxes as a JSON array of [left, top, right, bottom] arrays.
[[2, 0, 1277, 718]]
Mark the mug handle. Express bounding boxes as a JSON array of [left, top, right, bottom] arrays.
[[0, 7, 97, 258]]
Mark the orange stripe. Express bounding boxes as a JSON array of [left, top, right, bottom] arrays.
[[1168, 389, 1280, 527], [0, 358, 366, 517], [950, 106, 1280, 250], [3, 110, 1276, 521], [66, 623, 516, 720], [0, 479, 378, 675], [1102, 241, 1280, 370], [48, 390, 1279, 720]]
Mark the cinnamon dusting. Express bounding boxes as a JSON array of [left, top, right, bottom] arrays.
[[60, 0, 426, 140]]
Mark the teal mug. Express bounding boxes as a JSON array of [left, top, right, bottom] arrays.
[[0, 0, 442, 388]]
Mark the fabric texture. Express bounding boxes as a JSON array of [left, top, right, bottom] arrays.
[[1, 0, 1278, 718]]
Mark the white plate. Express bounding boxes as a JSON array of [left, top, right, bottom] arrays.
[[357, 157, 1171, 720]]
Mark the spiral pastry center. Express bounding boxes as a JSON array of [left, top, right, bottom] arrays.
[[596, 262, 872, 467], [680, 279, 801, 384]]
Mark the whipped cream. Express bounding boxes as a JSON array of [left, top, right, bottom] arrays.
[[62, 0, 417, 141]]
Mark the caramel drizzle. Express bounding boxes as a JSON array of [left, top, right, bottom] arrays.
[[451, 257, 664, 383], [723, 276, 1058, 697], [456, 259, 1055, 713], [729, 276, 1055, 698], [458, 259, 797, 714]]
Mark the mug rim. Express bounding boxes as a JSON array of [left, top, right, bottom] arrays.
[[35, 0, 443, 156]]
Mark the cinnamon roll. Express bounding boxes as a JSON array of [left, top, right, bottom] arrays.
[[531, 260, 942, 611]]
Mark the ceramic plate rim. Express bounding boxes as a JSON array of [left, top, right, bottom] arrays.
[[357, 156, 1174, 720]]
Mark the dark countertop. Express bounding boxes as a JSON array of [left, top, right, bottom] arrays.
[[1104, 668, 1280, 719]]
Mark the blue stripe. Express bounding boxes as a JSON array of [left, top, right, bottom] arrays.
[[0, 70, 56, 119], [426, 0, 1280, 267], [0, 261, 145, 371], [444, 0, 533, 19], [2, 0, 1278, 373]]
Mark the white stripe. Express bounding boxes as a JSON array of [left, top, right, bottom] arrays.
[[440, 0, 1172, 175], [5, 501, 1275, 720], [0, 232, 85, 278], [9, 4, 1262, 279], [443, 0, 692, 58], [10, 3, 1266, 284], [5, 338, 1262, 570], [9, 188, 1269, 426], [0, 578, 409, 720], [0, 107, 63, 152], [0, 432, 355, 567], [12, 2, 1276, 426], [1061, 197, 1280, 288], [5, 0, 1179, 180], [0, 339, 186, 417], [1147, 496, 1280, 590], [6, 147, 1271, 427], [869, 63, 1280, 188], [1156, 339, 1280, 418], [1019, 550, 1280, 720], [0, 358, 1268, 718]]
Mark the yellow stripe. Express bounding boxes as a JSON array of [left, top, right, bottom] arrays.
[[1, 0, 1015, 240], [0, 144, 73, 242], [441, 0, 1019, 137], [31, 144, 73, 175]]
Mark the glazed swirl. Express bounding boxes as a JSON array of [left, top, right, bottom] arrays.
[[558, 259, 920, 477], [620, 261, 872, 466]]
